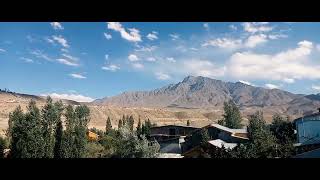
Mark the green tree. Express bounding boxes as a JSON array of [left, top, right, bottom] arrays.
[[10, 100, 46, 158], [269, 114, 295, 157], [222, 100, 242, 129], [0, 136, 6, 158], [118, 119, 123, 129], [128, 115, 134, 132], [247, 111, 266, 140], [142, 119, 152, 137], [106, 117, 112, 133], [200, 128, 210, 145], [112, 124, 160, 158], [245, 111, 277, 158], [73, 105, 90, 158], [41, 97, 64, 158], [60, 105, 90, 158], [136, 117, 142, 137], [54, 119, 63, 158]]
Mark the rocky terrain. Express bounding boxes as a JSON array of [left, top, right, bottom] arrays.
[[94, 76, 320, 116]]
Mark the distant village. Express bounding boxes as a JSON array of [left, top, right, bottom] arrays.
[[148, 108, 320, 158]]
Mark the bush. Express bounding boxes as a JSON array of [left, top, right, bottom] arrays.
[[111, 125, 160, 158], [85, 142, 105, 158], [0, 136, 6, 158]]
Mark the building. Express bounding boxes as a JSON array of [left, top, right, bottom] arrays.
[[293, 110, 320, 146], [181, 123, 249, 157], [150, 125, 199, 154], [182, 139, 238, 158], [293, 147, 320, 158], [150, 125, 199, 137], [87, 131, 99, 141]]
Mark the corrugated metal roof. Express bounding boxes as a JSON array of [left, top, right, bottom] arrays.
[[209, 123, 247, 134], [208, 139, 238, 149], [294, 112, 320, 123]]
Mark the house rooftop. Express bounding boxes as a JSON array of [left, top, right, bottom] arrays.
[[150, 125, 199, 129], [293, 112, 320, 123], [208, 123, 247, 134], [208, 139, 238, 149]]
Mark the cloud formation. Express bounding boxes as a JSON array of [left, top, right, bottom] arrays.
[[265, 83, 281, 89], [104, 32, 112, 40], [155, 72, 171, 80], [128, 54, 139, 62], [147, 31, 158, 40], [227, 40, 318, 82], [50, 22, 64, 30], [102, 64, 120, 72], [69, 73, 86, 79], [107, 22, 141, 42], [41, 93, 94, 102]]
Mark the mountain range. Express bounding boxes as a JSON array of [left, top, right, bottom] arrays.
[[94, 76, 320, 116]]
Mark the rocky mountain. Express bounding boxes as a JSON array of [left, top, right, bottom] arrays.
[[93, 76, 320, 118], [305, 93, 320, 101]]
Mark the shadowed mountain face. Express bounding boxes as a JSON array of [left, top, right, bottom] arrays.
[[93, 76, 320, 115]]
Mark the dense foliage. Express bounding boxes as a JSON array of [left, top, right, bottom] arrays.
[[218, 100, 243, 129]]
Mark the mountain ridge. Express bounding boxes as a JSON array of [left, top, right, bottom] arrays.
[[93, 76, 320, 117]]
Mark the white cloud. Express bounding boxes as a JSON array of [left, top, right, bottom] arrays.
[[134, 45, 157, 52], [245, 34, 268, 48], [182, 60, 225, 78], [56, 54, 79, 66], [62, 54, 79, 61], [189, 48, 198, 51], [30, 50, 52, 61], [265, 83, 280, 89], [40, 93, 94, 102], [26, 35, 35, 43], [229, 24, 237, 30], [56, 59, 79, 66], [0, 48, 6, 53], [147, 57, 156, 62], [20, 57, 34, 63], [166, 57, 176, 63], [268, 34, 288, 40], [132, 63, 144, 69], [104, 32, 112, 40], [227, 40, 319, 82], [61, 48, 69, 53], [107, 22, 141, 42], [239, 80, 253, 86], [283, 78, 295, 84], [69, 73, 86, 79], [147, 31, 158, 40], [202, 38, 242, 49], [169, 33, 180, 40], [203, 23, 209, 31], [50, 22, 64, 30], [312, 85, 320, 91], [128, 54, 139, 62], [242, 22, 273, 34], [52, 35, 69, 48], [155, 72, 171, 80], [102, 64, 120, 72], [203, 34, 268, 49]]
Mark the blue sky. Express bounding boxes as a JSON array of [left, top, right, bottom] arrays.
[[1, 22, 320, 102]]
